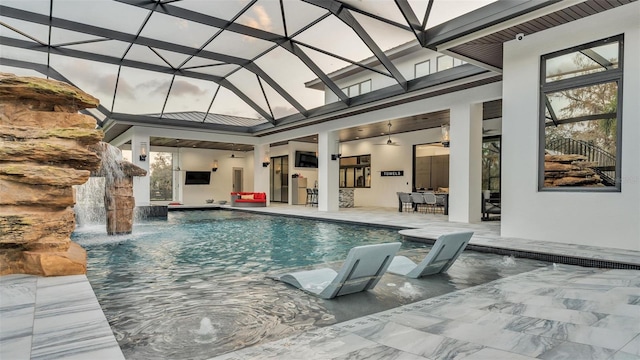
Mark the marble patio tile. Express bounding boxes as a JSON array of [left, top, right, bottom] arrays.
[[0, 275, 37, 309], [330, 344, 429, 360], [620, 334, 640, 355], [591, 314, 640, 333], [468, 310, 543, 333], [334, 315, 385, 332], [605, 287, 640, 298], [235, 333, 377, 360], [573, 277, 633, 287], [207, 351, 243, 360], [353, 320, 483, 359], [503, 293, 588, 310], [519, 318, 637, 350], [371, 310, 446, 330], [0, 304, 34, 340], [459, 347, 537, 360], [422, 320, 562, 358], [531, 286, 612, 300], [31, 314, 122, 360], [609, 350, 640, 360], [537, 341, 616, 360], [35, 276, 98, 309], [30, 334, 124, 360], [0, 335, 32, 360], [417, 303, 493, 321], [483, 301, 607, 326]]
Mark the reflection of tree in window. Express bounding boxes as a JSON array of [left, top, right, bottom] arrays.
[[482, 138, 500, 192], [150, 152, 173, 201]]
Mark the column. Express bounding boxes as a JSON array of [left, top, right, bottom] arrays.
[[448, 102, 483, 223], [131, 131, 150, 206], [254, 143, 270, 203], [317, 130, 340, 212]]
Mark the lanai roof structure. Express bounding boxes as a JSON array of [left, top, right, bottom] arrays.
[[0, 0, 634, 147]]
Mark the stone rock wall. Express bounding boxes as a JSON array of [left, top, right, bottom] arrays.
[[0, 73, 103, 276], [544, 154, 604, 187], [90, 143, 146, 235]]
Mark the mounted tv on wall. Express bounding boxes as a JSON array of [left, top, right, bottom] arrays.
[[184, 171, 211, 185], [295, 151, 318, 168]]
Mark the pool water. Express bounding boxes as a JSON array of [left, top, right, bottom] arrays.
[[73, 210, 549, 359]]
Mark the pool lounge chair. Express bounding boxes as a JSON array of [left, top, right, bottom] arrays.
[[269, 242, 401, 299], [387, 231, 473, 278]]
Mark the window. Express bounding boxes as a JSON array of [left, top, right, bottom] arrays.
[[539, 35, 622, 190], [341, 79, 372, 97], [150, 152, 173, 200], [415, 60, 430, 78], [436, 55, 453, 71], [339, 155, 371, 188], [436, 56, 465, 72], [482, 137, 501, 193]]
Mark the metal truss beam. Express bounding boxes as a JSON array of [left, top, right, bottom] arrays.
[[304, 0, 408, 91], [0, 36, 274, 122]]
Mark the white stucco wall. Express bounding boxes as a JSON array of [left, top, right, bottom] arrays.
[[501, 2, 640, 251]]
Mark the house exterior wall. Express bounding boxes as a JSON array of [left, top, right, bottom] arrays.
[[501, 2, 640, 251], [323, 47, 454, 104]]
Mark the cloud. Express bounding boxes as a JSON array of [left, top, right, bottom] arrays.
[[244, 5, 272, 32], [169, 80, 207, 97], [138, 79, 171, 97]]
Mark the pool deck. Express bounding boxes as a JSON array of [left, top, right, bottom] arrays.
[[2, 205, 639, 359]]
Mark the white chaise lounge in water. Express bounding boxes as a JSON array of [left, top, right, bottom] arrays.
[[269, 242, 401, 299], [386, 231, 473, 278]]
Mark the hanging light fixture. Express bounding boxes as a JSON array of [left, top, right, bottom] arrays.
[[441, 124, 450, 147], [139, 142, 148, 161]]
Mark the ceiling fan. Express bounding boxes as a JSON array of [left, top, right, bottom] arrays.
[[229, 144, 245, 158], [375, 121, 400, 146]]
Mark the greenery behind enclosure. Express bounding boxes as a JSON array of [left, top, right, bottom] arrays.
[[150, 152, 173, 201], [482, 137, 501, 193]]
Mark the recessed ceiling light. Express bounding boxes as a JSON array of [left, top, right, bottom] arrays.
[[355, 136, 360, 139]]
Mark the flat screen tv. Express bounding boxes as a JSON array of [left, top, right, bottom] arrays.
[[184, 171, 211, 185], [295, 151, 318, 168]]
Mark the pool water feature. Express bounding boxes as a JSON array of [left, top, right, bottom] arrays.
[[73, 210, 549, 359]]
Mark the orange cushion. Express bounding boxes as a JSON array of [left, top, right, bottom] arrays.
[[240, 194, 254, 200]]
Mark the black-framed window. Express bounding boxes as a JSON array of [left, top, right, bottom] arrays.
[[339, 155, 371, 188], [482, 136, 501, 194], [539, 35, 623, 191]]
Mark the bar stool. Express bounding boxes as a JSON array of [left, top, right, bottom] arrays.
[[305, 188, 314, 206]]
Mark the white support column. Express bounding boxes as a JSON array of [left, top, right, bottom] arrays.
[[317, 130, 340, 212], [254, 143, 270, 203], [131, 132, 150, 206], [448, 102, 483, 223]]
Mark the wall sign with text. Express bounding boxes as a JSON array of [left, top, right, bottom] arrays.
[[381, 170, 404, 176]]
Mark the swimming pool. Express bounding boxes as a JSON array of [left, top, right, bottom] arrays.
[[73, 210, 549, 359]]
